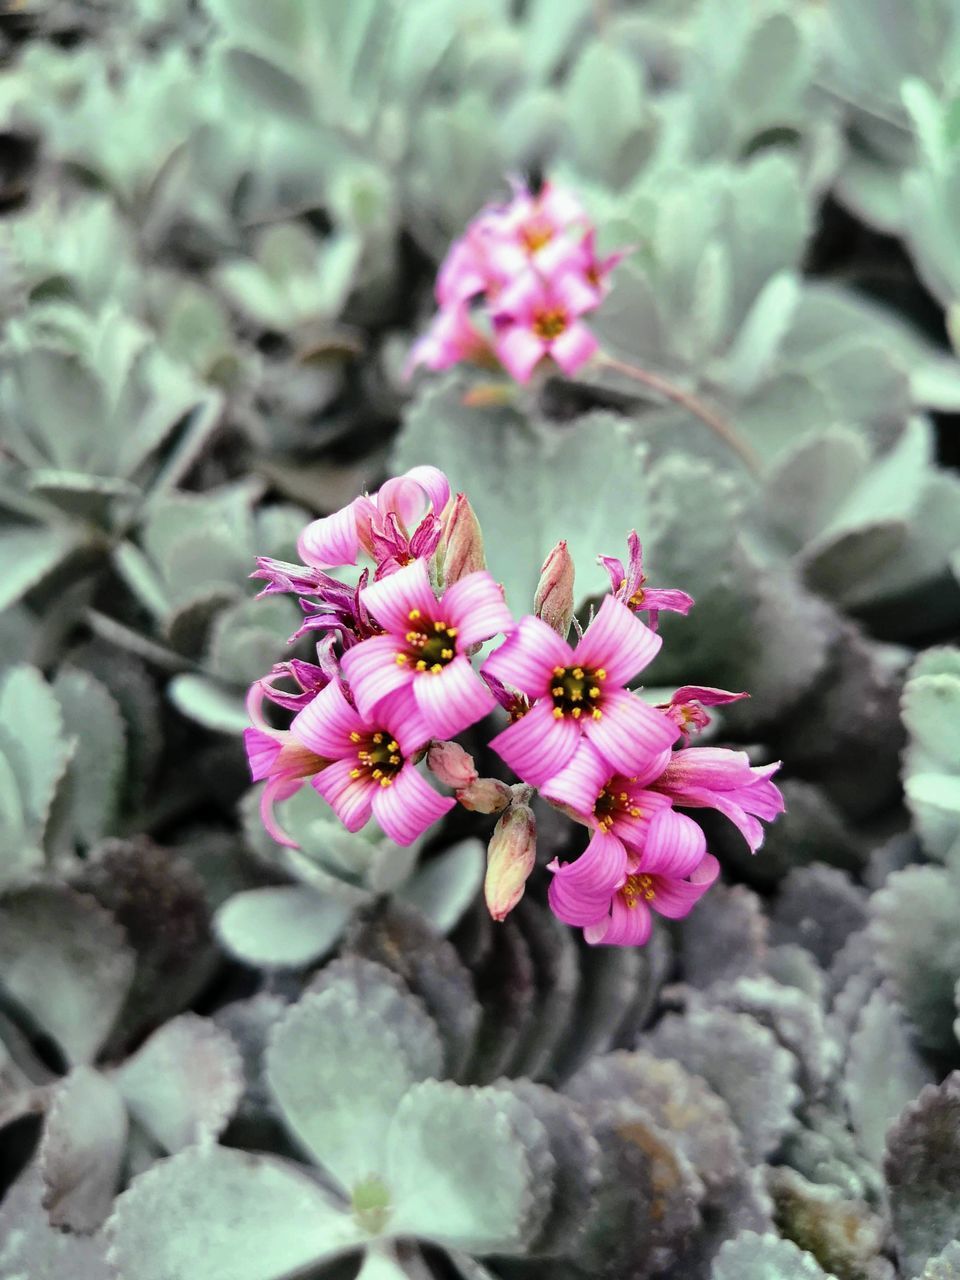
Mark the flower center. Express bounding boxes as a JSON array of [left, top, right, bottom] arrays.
[[349, 730, 404, 787], [621, 873, 655, 908], [521, 220, 553, 253], [551, 665, 605, 720], [396, 608, 458, 674], [594, 786, 643, 831], [533, 307, 568, 341]]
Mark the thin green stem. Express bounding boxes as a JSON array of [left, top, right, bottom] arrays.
[[596, 353, 761, 475]]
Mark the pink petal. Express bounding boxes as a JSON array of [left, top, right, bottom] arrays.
[[640, 588, 694, 616], [549, 321, 598, 376], [374, 689, 434, 758], [488, 698, 580, 787], [371, 765, 455, 846], [586, 895, 652, 946], [377, 467, 451, 531], [411, 656, 495, 739], [494, 324, 546, 383], [628, 746, 675, 788], [539, 741, 611, 816], [340, 634, 413, 721], [259, 774, 303, 848], [291, 681, 365, 759], [297, 499, 361, 568], [696, 791, 765, 853], [360, 558, 438, 635], [551, 829, 628, 895], [584, 689, 679, 775], [493, 269, 545, 320], [743, 775, 786, 821], [244, 728, 282, 782], [650, 853, 720, 919], [552, 272, 600, 319], [548, 874, 611, 929], [482, 615, 572, 699], [538, 183, 585, 228], [637, 808, 707, 879], [658, 747, 755, 791], [574, 595, 662, 686], [672, 685, 749, 707], [442, 571, 515, 647], [312, 758, 375, 832]]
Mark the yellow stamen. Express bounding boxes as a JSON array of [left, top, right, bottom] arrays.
[[553, 707, 564, 719], [408, 609, 421, 621]]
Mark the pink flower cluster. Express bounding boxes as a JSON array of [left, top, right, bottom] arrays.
[[244, 466, 784, 947], [408, 180, 625, 384]]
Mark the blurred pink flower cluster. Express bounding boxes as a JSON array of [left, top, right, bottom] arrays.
[[244, 465, 783, 947], [408, 180, 625, 383]]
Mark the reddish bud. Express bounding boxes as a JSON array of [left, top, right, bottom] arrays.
[[458, 776, 512, 814], [427, 740, 478, 791], [484, 801, 537, 921], [534, 540, 575, 638], [440, 492, 486, 585]]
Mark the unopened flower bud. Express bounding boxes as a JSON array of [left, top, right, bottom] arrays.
[[484, 801, 537, 921], [427, 740, 478, 791], [534, 540, 575, 638], [440, 493, 486, 585], [459, 776, 512, 814]]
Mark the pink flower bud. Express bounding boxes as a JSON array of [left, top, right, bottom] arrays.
[[484, 801, 537, 921], [427, 740, 478, 791], [440, 492, 486, 585], [459, 776, 512, 814], [534, 540, 575, 638]]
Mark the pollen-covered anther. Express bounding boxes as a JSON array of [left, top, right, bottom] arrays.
[[621, 873, 655, 909], [550, 663, 607, 720]]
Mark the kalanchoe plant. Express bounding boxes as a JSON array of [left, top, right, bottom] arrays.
[[242, 465, 784, 948]]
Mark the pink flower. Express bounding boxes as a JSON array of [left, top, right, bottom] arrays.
[[291, 680, 454, 846], [482, 181, 588, 279], [491, 269, 600, 382], [341, 558, 515, 739], [651, 747, 785, 853], [483, 595, 679, 789], [660, 685, 749, 743], [405, 303, 494, 376], [599, 532, 694, 631], [297, 466, 451, 573], [243, 683, 330, 848], [545, 821, 720, 946]]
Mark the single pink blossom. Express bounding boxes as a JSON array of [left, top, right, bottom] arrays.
[[243, 682, 330, 848], [548, 823, 720, 946], [482, 180, 588, 280], [297, 466, 451, 573], [599, 532, 694, 630], [491, 268, 600, 382], [291, 680, 454, 846], [651, 747, 785, 853], [483, 595, 679, 790], [341, 558, 515, 739], [660, 685, 748, 742]]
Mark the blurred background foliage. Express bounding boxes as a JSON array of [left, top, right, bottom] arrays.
[[3, 2, 960, 1278]]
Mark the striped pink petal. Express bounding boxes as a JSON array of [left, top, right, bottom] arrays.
[[583, 689, 679, 774], [311, 758, 375, 833], [550, 830, 627, 895], [573, 595, 661, 685], [482, 615, 572, 699], [495, 324, 546, 383], [637, 808, 707, 879], [411, 655, 495, 739], [297, 499, 362, 568], [340, 634, 412, 721], [371, 765, 455, 846], [585, 895, 652, 947], [488, 698, 580, 787], [539, 741, 611, 816], [649, 853, 720, 919], [375, 690, 434, 758], [259, 774, 303, 848], [443, 571, 515, 647], [549, 321, 598, 375], [360, 558, 438, 634], [291, 681, 365, 758], [244, 728, 283, 782]]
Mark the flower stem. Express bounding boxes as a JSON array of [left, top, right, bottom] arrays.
[[596, 354, 761, 475]]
